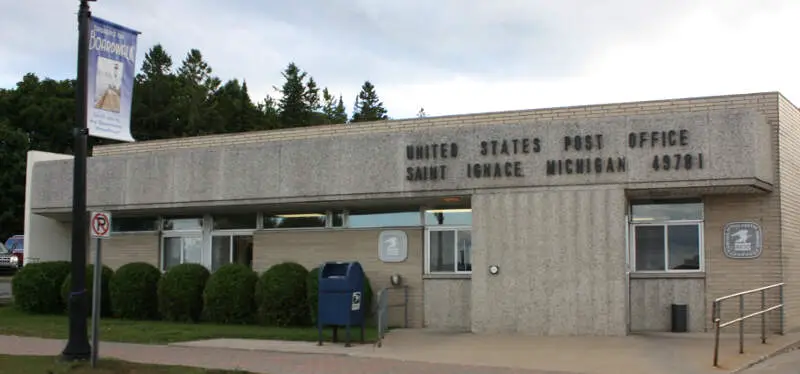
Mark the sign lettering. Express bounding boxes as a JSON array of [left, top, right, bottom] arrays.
[[404, 128, 701, 181]]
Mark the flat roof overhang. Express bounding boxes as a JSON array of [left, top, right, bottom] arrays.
[[31, 193, 473, 221]]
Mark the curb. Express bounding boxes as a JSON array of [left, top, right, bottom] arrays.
[[729, 338, 800, 373]]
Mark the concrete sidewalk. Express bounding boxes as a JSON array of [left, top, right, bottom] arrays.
[[172, 329, 800, 374], [0, 335, 565, 374], [1, 330, 798, 374]]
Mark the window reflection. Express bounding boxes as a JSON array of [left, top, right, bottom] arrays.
[[163, 217, 203, 231], [425, 209, 472, 226], [213, 214, 257, 230], [112, 217, 158, 232], [668, 225, 700, 270], [263, 214, 326, 229], [631, 202, 702, 222], [634, 226, 666, 271], [348, 211, 421, 228], [429, 230, 455, 272]]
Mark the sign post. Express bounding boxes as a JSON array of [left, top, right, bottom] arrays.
[[89, 211, 111, 368], [63, 0, 139, 363]]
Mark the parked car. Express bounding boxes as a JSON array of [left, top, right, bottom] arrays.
[[0, 241, 20, 274], [4, 235, 23, 265]]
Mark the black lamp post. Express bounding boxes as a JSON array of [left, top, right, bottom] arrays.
[[61, 0, 95, 361]]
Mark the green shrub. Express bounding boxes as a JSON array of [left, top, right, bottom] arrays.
[[11, 261, 71, 314], [306, 266, 320, 325], [305, 265, 373, 324], [203, 264, 258, 324], [60, 264, 115, 317], [157, 263, 209, 322], [256, 262, 310, 326], [110, 262, 162, 320], [362, 275, 374, 318]]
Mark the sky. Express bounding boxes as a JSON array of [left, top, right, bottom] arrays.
[[1, 0, 799, 119]]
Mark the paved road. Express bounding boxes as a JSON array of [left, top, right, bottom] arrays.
[[0, 336, 573, 374], [739, 348, 800, 373], [0, 280, 10, 299]]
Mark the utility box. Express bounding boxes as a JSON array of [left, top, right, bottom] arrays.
[[317, 261, 366, 347]]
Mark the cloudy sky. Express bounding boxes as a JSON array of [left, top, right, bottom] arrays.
[[2, 0, 798, 119]]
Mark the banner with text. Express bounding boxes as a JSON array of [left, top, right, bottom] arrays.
[[86, 16, 140, 142]]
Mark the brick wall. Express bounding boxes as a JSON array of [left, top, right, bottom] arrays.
[[704, 194, 783, 334], [90, 91, 795, 333], [778, 95, 800, 333], [700, 93, 782, 334], [252, 228, 424, 328], [88, 233, 160, 270]]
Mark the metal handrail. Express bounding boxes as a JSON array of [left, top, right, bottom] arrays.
[[712, 283, 784, 367], [374, 285, 409, 348]]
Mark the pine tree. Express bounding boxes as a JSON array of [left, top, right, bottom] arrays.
[[333, 95, 348, 124], [132, 45, 179, 140], [305, 77, 320, 112], [175, 49, 222, 135], [351, 81, 388, 123], [138, 44, 173, 81], [276, 62, 310, 128]]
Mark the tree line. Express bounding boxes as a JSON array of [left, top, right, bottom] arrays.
[[0, 43, 395, 241]]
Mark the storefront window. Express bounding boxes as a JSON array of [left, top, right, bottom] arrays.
[[162, 236, 203, 271], [161, 216, 204, 271], [112, 217, 158, 232], [425, 209, 472, 226], [427, 228, 472, 274], [211, 235, 253, 272], [347, 211, 421, 228], [630, 201, 703, 272], [162, 217, 203, 231], [263, 213, 327, 229], [213, 214, 257, 230]]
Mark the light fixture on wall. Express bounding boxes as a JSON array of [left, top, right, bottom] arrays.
[[390, 274, 403, 286], [275, 213, 325, 218], [488, 265, 500, 275], [425, 209, 472, 213]]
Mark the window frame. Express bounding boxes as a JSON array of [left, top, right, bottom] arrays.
[[261, 212, 329, 230], [160, 216, 204, 271], [160, 234, 203, 271], [630, 220, 704, 273], [210, 229, 255, 271], [424, 225, 473, 275]]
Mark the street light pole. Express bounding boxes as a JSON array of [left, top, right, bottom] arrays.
[[62, 0, 94, 361]]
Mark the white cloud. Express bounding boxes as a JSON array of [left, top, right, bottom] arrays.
[[1, 0, 797, 120], [375, 0, 800, 118]]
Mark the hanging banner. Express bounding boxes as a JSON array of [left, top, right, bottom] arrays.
[[86, 16, 140, 142]]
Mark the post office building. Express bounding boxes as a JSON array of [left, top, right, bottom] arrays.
[[24, 92, 800, 336]]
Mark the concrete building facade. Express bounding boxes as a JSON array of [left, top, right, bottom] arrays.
[[24, 92, 800, 336]]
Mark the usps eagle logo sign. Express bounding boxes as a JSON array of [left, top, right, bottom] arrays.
[[723, 222, 762, 259]]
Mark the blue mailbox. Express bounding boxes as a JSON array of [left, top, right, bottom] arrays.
[[317, 261, 366, 347]]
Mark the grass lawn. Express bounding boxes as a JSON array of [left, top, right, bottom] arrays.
[[0, 305, 379, 344], [0, 354, 251, 373]]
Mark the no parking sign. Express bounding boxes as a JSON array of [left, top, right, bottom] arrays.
[[90, 211, 111, 239]]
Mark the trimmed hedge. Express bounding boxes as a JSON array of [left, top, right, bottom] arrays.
[[110, 262, 162, 320], [60, 264, 115, 317], [305, 266, 320, 325], [158, 263, 210, 323], [203, 264, 258, 324], [256, 262, 310, 326], [305, 265, 374, 324], [11, 261, 71, 314]]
